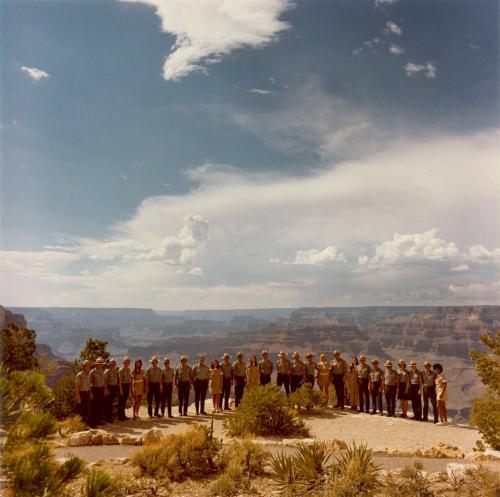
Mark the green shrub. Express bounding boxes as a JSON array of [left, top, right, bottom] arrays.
[[132, 424, 221, 481], [50, 361, 80, 419], [58, 414, 86, 437], [289, 384, 327, 413], [7, 411, 56, 447], [224, 384, 310, 437], [84, 469, 115, 497], [454, 465, 500, 497], [469, 391, 500, 450], [384, 461, 434, 497], [55, 454, 86, 483]]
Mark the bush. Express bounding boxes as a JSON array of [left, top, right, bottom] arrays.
[[289, 383, 327, 414], [7, 411, 56, 447], [50, 361, 80, 419], [224, 384, 310, 437], [469, 391, 500, 450], [132, 424, 222, 481], [55, 454, 86, 483], [84, 469, 115, 497], [1, 324, 38, 374], [384, 461, 435, 497], [58, 414, 86, 437], [454, 465, 500, 497]]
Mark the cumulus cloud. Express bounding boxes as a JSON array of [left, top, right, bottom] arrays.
[[450, 264, 470, 273], [405, 62, 437, 79], [121, 0, 292, 81], [273, 246, 347, 265], [20, 66, 49, 81], [385, 21, 402, 36], [188, 267, 204, 276], [448, 280, 500, 302], [375, 0, 399, 7], [389, 43, 405, 55], [467, 244, 500, 262]]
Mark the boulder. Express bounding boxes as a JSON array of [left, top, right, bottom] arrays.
[[423, 442, 465, 459], [465, 449, 500, 461], [90, 433, 103, 445], [121, 435, 142, 445], [102, 433, 119, 445], [67, 430, 93, 446], [109, 457, 129, 464], [143, 429, 164, 445]]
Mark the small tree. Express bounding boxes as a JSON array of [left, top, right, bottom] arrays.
[[1, 324, 38, 374], [80, 338, 110, 363], [469, 332, 500, 450]]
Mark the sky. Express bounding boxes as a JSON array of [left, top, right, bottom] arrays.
[[1, 0, 499, 310]]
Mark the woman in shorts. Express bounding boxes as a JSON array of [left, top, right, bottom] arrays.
[[433, 363, 448, 424]]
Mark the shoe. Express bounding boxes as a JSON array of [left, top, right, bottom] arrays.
[[168, 415, 174, 418], [334, 404, 340, 408], [380, 412, 384, 416], [341, 406, 344, 410], [350, 406, 357, 411], [422, 417, 428, 421], [200, 411, 207, 414], [225, 407, 231, 411]]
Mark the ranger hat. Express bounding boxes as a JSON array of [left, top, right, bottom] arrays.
[[279, 350, 287, 356], [109, 358, 117, 364], [333, 350, 340, 355], [82, 360, 91, 366], [306, 352, 314, 358], [424, 360, 431, 366], [150, 355, 159, 362], [163, 357, 170, 362], [223, 353, 231, 359], [359, 354, 366, 360], [236, 351, 243, 357], [262, 350, 269, 355], [398, 359, 406, 365], [95, 357, 105, 364], [198, 353, 206, 359], [293, 351, 300, 357], [180, 355, 188, 361], [410, 360, 417, 366], [372, 358, 379, 364], [123, 356, 130, 362], [385, 360, 393, 366]]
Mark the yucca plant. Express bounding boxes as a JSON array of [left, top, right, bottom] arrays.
[[55, 454, 86, 483], [84, 469, 115, 497], [270, 451, 299, 493], [294, 441, 334, 493]]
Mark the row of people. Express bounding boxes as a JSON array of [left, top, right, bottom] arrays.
[[75, 350, 448, 427]]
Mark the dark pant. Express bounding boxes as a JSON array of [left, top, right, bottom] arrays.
[[161, 382, 173, 416], [219, 377, 232, 409], [117, 383, 129, 420], [291, 375, 303, 393], [91, 386, 105, 423], [105, 384, 118, 421], [410, 384, 422, 419], [370, 382, 383, 413], [177, 381, 190, 415], [78, 390, 92, 426], [277, 373, 290, 395], [260, 373, 271, 386], [385, 385, 397, 415], [194, 379, 208, 413], [423, 385, 438, 422], [333, 374, 345, 408], [305, 375, 315, 386], [234, 376, 246, 407], [358, 378, 370, 412], [147, 382, 161, 416]]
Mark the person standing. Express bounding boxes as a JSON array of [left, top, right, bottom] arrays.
[[89, 357, 107, 425], [330, 350, 347, 409], [383, 360, 398, 417], [117, 357, 131, 421], [161, 357, 174, 418], [247, 354, 260, 390], [233, 352, 247, 407], [422, 361, 438, 423], [145, 356, 163, 418], [104, 358, 120, 422], [433, 363, 448, 424], [397, 359, 411, 418], [175, 356, 193, 416], [75, 360, 93, 427], [209, 359, 223, 413], [304, 353, 317, 386], [356, 355, 371, 413], [316, 354, 331, 398], [131, 358, 146, 419], [258, 350, 274, 386], [290, 352, 305, 393], [409, 360, 423, 420], [193, 354, 210, 415], [369, 358, 384, 415], [346, 356, 359, 410], [276, 351, 292, 396], [219, 353, 234, 411]]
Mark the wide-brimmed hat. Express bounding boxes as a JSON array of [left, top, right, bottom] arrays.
[[236, 351, 243, 357], [109, 358, 116, 364], [95, 357, 105, 364], [293, 351, 300, 357], [82, 360, 90, 366], [163, 357, 170, 362], [223, 353, 231, 359], [180, 355, 188, 361], [279, 350, 287, 356], [385, 360, 393, 366], [333, 350, 340, 355], [359, 354, 366, 360], [410, 360, 417, 366], [424, 360, 431, 366], [150, 355, 159, 363], [198, 353, 206, 359], [306, 352, 314, 358], [262, 350, 269, 355], [123, 356, 130, 362], [372, 358, 379, 364], [398, 359, 406, 365]]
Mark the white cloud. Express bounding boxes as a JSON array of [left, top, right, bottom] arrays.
[[273, 246, 347, 265], [389, 43, 405, 55], [375, 0, 399, 7], [121, 0, 292, 81], [249, 88, 272, 95], [405, 62, 437, 79], [119, 174, 128, 181], [448, 280, 500, 302], [450, 264, 470, 273], [359, 229, 460, 266], [385, 21, 402, 36], [467, 244, 500, 261], [188, 267, 204, 276], [20, 66, 49, 81]]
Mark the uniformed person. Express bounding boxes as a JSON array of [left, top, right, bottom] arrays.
[[331, 350, 348, 409], [145, 356, 163, 418], [104, 358, 120, 422], [304, 353, 317, 386], [276, 351, 292, 396], [193, 354, 210, 415], [422, 360, 438, 423], [90, 357, 106, 425], [161, 357, 174, 418], [397, 359, 411, 418], [75, 360, 93, 427], [383, 360, 398, 417], [409, 360, 423, 420], [219, 353, 234, 411], [117, 357, 131, 421], [233, 352, 247, 407], [290, 352, 305, 393], [258, 350, 274, 386], [175, 356, 192, 416], [369, 358, 384, 415], [356, 354, 371, 413]]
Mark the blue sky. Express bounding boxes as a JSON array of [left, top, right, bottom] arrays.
[[1, 0, 499, 309]]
